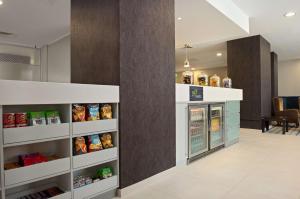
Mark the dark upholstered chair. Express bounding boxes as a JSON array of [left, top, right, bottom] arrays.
[[273, 97, 299, 127]]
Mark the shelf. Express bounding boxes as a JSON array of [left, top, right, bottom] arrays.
[[6, 184, 71, 199], [73, 148, 118, 170], [5, 158, 71, 187], [73, 176, 118, 199], [3, 123, 70, 147], [72, 119, 118, 136]]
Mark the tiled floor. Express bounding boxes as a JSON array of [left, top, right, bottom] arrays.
[[119, 129, 300, 199]]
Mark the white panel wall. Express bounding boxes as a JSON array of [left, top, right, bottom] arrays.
[[0, 44, 41, 81], [47, 36, 71, 83], [278, 59, 300, 96]]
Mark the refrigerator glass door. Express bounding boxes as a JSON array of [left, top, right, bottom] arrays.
[[210, 105, 225, 149], [188, 105, 208, 158]]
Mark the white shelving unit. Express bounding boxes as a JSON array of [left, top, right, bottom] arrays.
[[0, 80, 119, 199]]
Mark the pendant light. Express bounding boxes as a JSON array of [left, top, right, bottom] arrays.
[[184, 44, 192, 68]]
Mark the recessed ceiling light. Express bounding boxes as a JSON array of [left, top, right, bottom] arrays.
[[284, 11, 296, 17], [216, 52, 222, 57], [177, 17, 183, 20], [0, 0, 3, 5]]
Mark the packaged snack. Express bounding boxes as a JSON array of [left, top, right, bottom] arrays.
[[19, 153, 48, 166], [100, 104, 112, 119], [15, 112, 28, 127], [223, 76, 232, 88], [3, 113, 16, 128], [87, 104, 100, 121], [74, 137, 87, 155], [45, 187, 64, 197], [85, 177, 93, 185], [28, 112, 46, 126], [97, 167, 113, 179], [72, 104, 86, 122], [100, 133, 114, 149], [45, 111, 61, 125], [88, 134, 103, 152], [182, 71, 194, 84], [210, 74, 221, 87], [197, 72, 208, 86]]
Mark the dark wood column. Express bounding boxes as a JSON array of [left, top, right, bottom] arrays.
[[227, 35, 271, 129], [71, 0, 175, 189], [71, 0, 120, 85], [271, 52, 278, 115]]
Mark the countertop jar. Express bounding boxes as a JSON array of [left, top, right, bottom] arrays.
[[223, 76, 232, 88], [197, 72, 208, 86], [182, 71, 194, 84], [210, 74, 220, 87]]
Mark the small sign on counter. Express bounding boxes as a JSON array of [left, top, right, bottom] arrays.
[[189, 86, 203, 101]]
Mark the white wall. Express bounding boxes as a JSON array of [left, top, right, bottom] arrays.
[[0, 36, 71, 83], [47, 36, 70, 83], [278, 59, 300, 96]]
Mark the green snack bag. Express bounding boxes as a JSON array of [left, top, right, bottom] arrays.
[[97, 167, 113, 179], [46, 111, 61, 125], [28, 112, 46, 126]]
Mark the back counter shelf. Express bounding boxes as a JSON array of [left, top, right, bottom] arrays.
[[0, 80, 119, 199]]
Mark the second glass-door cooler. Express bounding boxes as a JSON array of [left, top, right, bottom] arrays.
[[188, 105, 209, 158], [209, 104, 225, 149]]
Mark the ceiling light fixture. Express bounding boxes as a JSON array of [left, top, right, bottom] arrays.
[[216, 52, 222, 57], [177, 17, 183, 20], [184, 44, 192, 68], [0, 0, 3, 5], [284, 11, 296, 17]]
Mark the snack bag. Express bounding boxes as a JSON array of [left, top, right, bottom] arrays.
[[87, 104, 100, 121], [46, 111, 61, 125], [28, 112, 46, 126], [72, 104, 86, 122], [100, 104, 112, 119], [88, 134, 103, 152], [3, 113, 16, 128], [15, 113, 28, 127], [100, 133, 114, 149], [74, 137, 87, 155], [97, 167, 113, 179]]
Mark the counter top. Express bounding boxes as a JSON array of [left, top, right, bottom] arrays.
[[0, 80, 119, 105], [176, 84, 243, 103]]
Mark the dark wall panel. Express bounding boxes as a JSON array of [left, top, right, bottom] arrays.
[[271, 52, 278, 98], [260, 37, 272, 119], [227, 36, 261, 127], [228, 35, 271, 129], [119, 0, 175, 188], [71, 0, 120, 85]]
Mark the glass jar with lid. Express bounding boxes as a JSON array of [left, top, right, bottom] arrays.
[[182, 71, 194, 84], [197, 72, 208, 86], [209, 74, 220, 87], [222, 76, 232, 88]]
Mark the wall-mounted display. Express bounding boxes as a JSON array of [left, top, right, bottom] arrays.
[[197, 72, 208, 86], [182, 71, 194, 84], [210, 74, 220, 87], [222, 77, 232, 88]]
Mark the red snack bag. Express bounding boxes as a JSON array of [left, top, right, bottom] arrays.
[[3, 113, 16, 128], [15, 113, 28, 127]]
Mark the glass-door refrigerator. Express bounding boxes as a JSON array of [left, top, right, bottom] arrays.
[[209, 104, 225, 149], [188, 105, 209, 159]]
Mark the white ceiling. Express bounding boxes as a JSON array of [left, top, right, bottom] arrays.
[[232, 0, 300, 61], [0, 0, 70, 48], [175, 0, 249, 71], [176, 0, 300, 72]]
